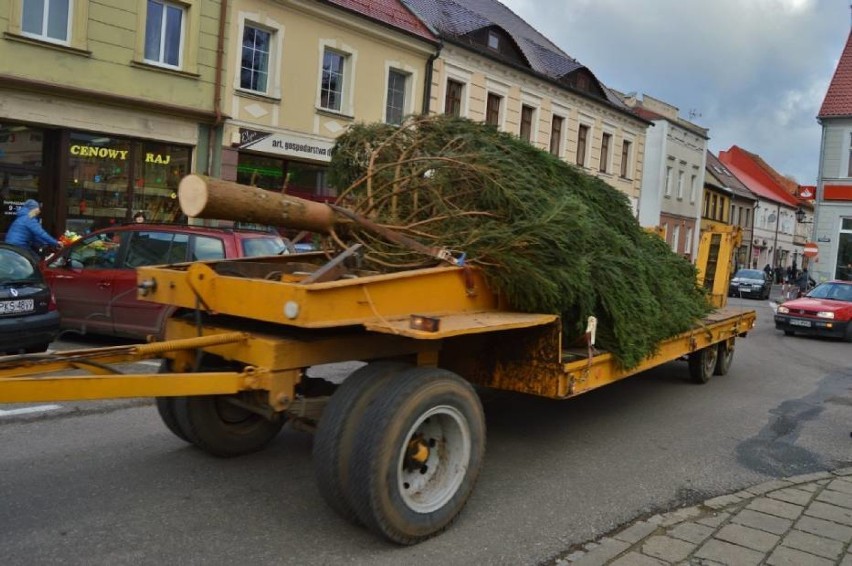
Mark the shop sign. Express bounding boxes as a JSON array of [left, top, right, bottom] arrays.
[[238, 128, 335, 162], [4, 200, 24, 217], [70, 145, 130, 160]]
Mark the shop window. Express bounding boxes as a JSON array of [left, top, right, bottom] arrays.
[[385, 69, 408, 125], [131, 141, 189, 223], [241, 24, 271, 94], [0, 123, 43, 236], [445, 80, 463, 117], [21, 0, 70, 43], [320, 49, 347, 112], [145, 0, 185, 68]]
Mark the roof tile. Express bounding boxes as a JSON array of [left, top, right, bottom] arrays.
[[327, 0, 437, 43], [818, 31, 852, 118]]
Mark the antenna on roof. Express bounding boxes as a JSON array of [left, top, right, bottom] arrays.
[[688, 109, 702, 120]]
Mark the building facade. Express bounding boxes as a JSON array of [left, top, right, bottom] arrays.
[[705, 151, 756, 272], [626, 94, 708, 260], [0, 0, 223, 237], [218, 0, 438, 203], [815, 31, 852, 282], [404, 0, 649, 211]]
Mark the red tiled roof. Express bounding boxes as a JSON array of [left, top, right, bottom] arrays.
[[718, 146, 800, 207], [819, 32, 852, 118], [325, 0, 438, 43]]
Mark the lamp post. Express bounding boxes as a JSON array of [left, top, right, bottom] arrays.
[[794, 207, 814, 270]]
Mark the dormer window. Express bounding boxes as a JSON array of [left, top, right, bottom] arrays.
[[487, 31, 499, 50]]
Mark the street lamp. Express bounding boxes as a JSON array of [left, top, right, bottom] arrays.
[[795, 207, 812, 224]]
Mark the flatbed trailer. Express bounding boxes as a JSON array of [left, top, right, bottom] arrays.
[[0, 223, 754, 545]]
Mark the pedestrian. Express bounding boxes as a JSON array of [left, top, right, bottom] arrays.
[[4, 199, 61, 258], [763, 263, 772, 280], [133, 211, 146, 223], [785, 266, 792, 284], [795, 268, 813, 297]]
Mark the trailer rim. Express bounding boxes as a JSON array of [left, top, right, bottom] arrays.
[[397, 404, 471, 513]]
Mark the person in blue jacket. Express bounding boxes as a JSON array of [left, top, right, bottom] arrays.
[[4, 199, 61, 255]]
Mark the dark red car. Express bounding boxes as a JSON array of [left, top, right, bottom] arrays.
[[43, 223, 290, 339], [774, 280, 852, 341]]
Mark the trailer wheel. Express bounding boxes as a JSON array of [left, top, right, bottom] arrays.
[[348, 368, 485, 545], [174, 394, 285, 458], [155, 360, 191, 442], [313, 361, 411, 524], [688, 346, 718, 384], [713, 341, 735, 376]]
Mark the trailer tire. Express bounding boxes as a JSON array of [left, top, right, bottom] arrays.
[[347, 367, 485, 545], [713, 341, 734, 376], [688, 346, 718, 384], [155, 360, 191, 443], [313, 361, 411, 524], [174, 394, 285, 458]]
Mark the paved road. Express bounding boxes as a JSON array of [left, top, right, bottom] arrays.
[[0, 295, 849, 565]]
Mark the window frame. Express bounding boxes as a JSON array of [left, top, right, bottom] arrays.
[[690, 173, 698, 203], [520, 105, 535, 142], [319, 48, 348, 113], [576, 123, 590, 167], [143, 0, 186, 70], [550, 115, 564, 157], [677, 169, 685, 199], [599, 132, 612, 173], [847, 132, 852, 178], [444, 79, 464, 117], [239, 22, 272, 94], [620, 139, 632, 178], [20, 0, 72, 44], [485, 92, 502, 127], [385, 68, 409, 125], [665, 165, 673, 197]]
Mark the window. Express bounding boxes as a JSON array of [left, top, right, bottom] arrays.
[[124, 231, 189, 268], [576, 124, 589, 166], [520, 105, 534, 142], [487, 31, 499, 50], [600, 133, 611, 173], [744, 208, 750, 228], [677, 170, 684, 199], [386, 70, 408, 125], [66, 233, 122, 269], [486, 93, 501, 127], [620, 140, 632, 178], [672, 225, 680, 253], [240, 24, 271, 93], [145, 0, 185, 68], [445, 80, 463, 117], [848, 133, 852, 177], [685, 228, 693, 255], [665, 166, 673, 197], [711, 194, 718, 220], [21, 0, 70, 43], [690, 174, 697, 203], [321, 49, 346, 112], [192, 236, 226, 261], [550, 116, 564, 156]]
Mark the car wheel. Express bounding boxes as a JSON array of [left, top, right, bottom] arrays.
[[24, 343, 50, 354]]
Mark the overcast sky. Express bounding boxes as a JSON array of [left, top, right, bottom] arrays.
[[499, 0, 851, 186]]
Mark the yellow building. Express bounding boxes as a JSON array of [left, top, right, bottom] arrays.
[[0, 0, 224, 235], [218, 0, 438, 202]]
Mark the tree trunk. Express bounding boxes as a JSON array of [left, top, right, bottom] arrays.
[[178, 175, 338, 233]]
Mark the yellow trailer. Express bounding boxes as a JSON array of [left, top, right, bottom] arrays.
[[0, 218, 754, 545]]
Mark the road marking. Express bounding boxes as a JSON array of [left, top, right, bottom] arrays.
[[0, 405, 62, 417]]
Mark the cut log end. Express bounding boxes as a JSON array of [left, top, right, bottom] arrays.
[[178, 174, 209, 218]]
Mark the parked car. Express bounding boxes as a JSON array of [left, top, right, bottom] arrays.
[[0, 243, 60, 354], [727, 268, 772, 300], [42, 223, 291, 340], [774, 280, 852, 341]]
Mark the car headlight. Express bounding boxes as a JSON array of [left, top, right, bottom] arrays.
[[777, 306, 790, 314], [816, 311, 835, 319]]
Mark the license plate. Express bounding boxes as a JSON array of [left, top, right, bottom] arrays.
[[0, 299, 34, 314], [789, 319, 811, 327]]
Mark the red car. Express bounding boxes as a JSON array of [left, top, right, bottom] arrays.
[[43, 223, 290, 339], [774, 280, 852, 341]]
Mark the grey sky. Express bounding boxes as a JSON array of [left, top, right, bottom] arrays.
[[499, 0, 850, 185]]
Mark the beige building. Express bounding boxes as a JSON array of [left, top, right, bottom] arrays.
[[404, 0, 649, 211], [218, 0, 438, 202], [0, 0, 223, 235]]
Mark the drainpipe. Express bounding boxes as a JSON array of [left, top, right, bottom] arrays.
[[772, 202, 781, 278], [207, 0, 228, 175], [422, 42, 443, 115]]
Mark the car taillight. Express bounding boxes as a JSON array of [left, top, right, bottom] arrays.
[[48, 292, 57, 312]]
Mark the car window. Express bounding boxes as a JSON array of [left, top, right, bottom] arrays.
[[735, 270, 763, 279], [0, 248, 37, 283], [125, 231, 189, 268], [810, 283, 852, 302], [192, 235, 226, 261], [64, 233, 121, 269], [241, 236, 288, 257]]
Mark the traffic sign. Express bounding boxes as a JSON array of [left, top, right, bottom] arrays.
[[803, 242, 819, 258]]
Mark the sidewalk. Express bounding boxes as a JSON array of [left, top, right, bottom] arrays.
[[555, 468, 852, 566]]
